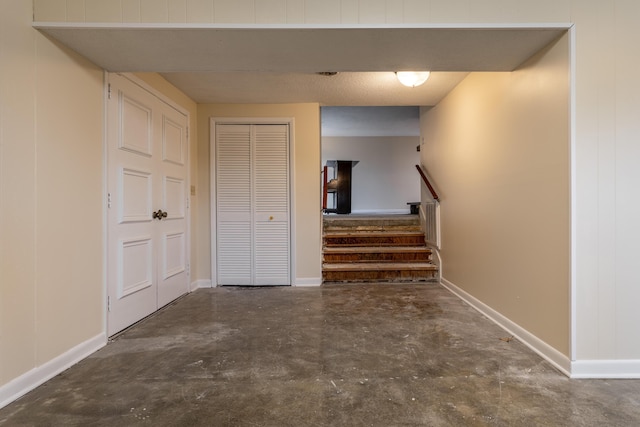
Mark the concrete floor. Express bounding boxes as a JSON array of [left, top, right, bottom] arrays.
[[1, 284, 640, 426]]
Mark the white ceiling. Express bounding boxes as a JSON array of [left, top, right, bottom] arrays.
[[162, 71, 468, 106], [36, 24, 566, 106]]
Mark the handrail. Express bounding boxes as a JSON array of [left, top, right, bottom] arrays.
[[415, 165, 439, 201]]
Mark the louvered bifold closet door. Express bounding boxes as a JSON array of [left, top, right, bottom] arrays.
[[216, 125, 252, 285], [253, 125, 290, 285]]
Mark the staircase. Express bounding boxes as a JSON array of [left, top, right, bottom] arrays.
[[322, 215, 439, 283]]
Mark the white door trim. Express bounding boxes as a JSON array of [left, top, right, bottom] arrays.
[[210, 117, 295, 287]]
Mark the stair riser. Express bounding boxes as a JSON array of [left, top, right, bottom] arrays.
[[324, 236, 426, 247], [323, 253, 432, 263], [322, 270, 438, 282], [323, 218, 420, 230]]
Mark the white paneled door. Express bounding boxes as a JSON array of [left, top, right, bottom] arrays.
[[107, 74, 189, 336], [215, 123, 290, 286]]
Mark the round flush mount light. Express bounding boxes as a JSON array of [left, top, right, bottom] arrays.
[[395, 71, 430, 88]]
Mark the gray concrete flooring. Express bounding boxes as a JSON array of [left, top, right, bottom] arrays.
[[1, 284, 640, 426]]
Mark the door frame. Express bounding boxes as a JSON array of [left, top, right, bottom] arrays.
[[210, 117, 296, 287], [104, 72, 191, 334]]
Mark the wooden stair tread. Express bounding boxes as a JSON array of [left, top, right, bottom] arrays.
[[321, 215, 438, 284], [323, 246, 431, 253], [323, 262, 438, 271]]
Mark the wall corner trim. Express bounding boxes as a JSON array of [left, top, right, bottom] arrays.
[[571, 360, 640, 379], [294, 278, 322, 287], [0, 333, 107, 409], [440, 278, 571, 377]]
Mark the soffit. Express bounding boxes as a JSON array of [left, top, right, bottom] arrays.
[[35, 25, 566, 105]]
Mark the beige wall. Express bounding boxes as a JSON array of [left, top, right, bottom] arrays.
[[197, 104, 321, 284], [1, 0, 104, 384], [132, 73, 199, 288], [421, 35, 570, 355]]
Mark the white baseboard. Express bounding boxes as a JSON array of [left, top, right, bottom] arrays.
[[194, 279, 318, 288], [191, 279, 213, 291], [294, 277, 322, 287], [350, 209, 411, 215], [571, 360, 640, 379], [0, 333, 106, 409], [440, 278, 571, 377]]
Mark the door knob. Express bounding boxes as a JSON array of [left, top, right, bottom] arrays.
[[152, 209, 168, 220]]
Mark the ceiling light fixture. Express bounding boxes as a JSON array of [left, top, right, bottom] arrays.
[[395, 71, 430, 88]]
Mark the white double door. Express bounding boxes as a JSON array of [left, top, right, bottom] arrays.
[[215, 123, 291, 286], [107, 74, 189, 336]]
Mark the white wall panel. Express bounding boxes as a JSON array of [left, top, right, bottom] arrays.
[[402, 0, 429, 23], [168, 0, 187, 22], [571, 0, 602, 359], [359, 0, 386, 23], [384, 0, 403, 23], [84, 0, 122, 22], [286, 0, 305, 23], [593, 4, 617, 358], [468, 0, 546, 23], [341, 0, 359, 23], [430, 0, 469, 23], [33, 0, 67, 21], [66, 0, 86, 21], [142, 0, 169, 22], [122, 0, 141, 23], [256, 0, 287, 24], [569, 0, 640, 362], [304, 0, 341, 23], [215, 0, 254, 23], [186, 0, 214, 23], [510, 0, 571, 22], [614, 0, 640, 358], [28, 0, 573, 23]]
